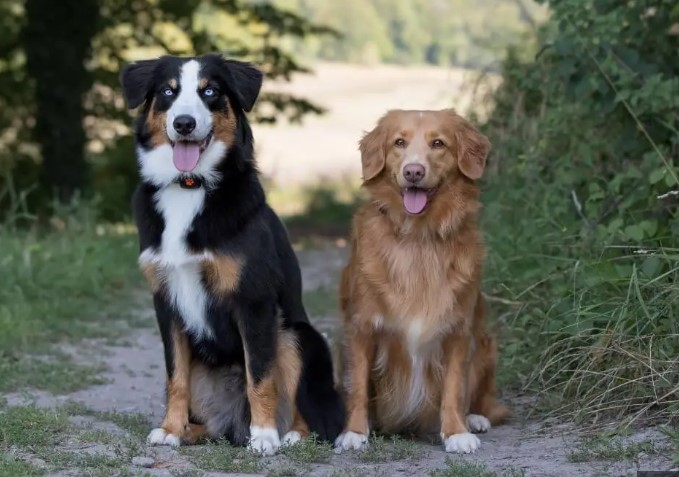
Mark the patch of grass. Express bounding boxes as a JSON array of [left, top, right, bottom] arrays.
[[79, 429, 117, 445], [663, 427, 679, 464], [0, 215, 144, 394], [0, 406, 69, 448], [359, 433, 424, 463], [180, 441, 264, 474], [0, 453, 44, 477], [39, 451, 130, 477], [62, 402, 150, 438], [280, 434, 333, 464], [430, 459, 496, 477], [303, 287, 337, 319], [0, 358, 107, 394], [567, 435, 661, 463]]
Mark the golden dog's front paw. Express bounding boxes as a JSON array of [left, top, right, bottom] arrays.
[[441, 432, 480, 454], [334, 431, 369, 452]]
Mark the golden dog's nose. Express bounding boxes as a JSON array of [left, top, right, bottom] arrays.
[[403, 164, 425, 183]]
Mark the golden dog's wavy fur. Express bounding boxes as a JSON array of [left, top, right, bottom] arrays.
[[338, 109, 509, 449]]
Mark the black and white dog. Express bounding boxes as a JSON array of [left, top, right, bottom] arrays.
[[119, 54, 344, 455]]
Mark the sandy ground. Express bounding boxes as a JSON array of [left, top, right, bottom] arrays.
[[5, 245, 673, 477], [251, 62, 481, 186]]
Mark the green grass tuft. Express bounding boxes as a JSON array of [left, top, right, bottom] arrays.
[[0, 453, 44, 477], [280, 434, 333, 464], [61, 402, 150, 438], [567, 434, 661, 463], [0, 406, 69, 448], [179, 440, 264, 474], [430, 459, 496, 477], [358, 433, 424, 463]]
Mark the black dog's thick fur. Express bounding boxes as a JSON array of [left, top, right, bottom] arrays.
[[121, 54, 344, 446]]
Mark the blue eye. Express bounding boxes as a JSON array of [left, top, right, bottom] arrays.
[[203, 88, 216, 97], [162, 88, 174, 97]]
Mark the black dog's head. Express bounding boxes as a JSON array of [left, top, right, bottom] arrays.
[[120, 54, 263, 187]]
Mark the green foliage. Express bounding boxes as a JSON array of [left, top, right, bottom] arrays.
[[477, 0, 679, 421], [567, 434, 661, 463], [0, 201, 143, 393], [0, 0, 335, 219]]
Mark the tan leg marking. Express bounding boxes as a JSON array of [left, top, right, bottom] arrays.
[[161, 322, 192, 438]]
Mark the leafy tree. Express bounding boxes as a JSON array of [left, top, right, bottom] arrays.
[[0, 0, 335, 218], [24, 0, 100, 202]]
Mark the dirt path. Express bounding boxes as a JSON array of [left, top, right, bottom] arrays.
[[3, 245, 673, 477]]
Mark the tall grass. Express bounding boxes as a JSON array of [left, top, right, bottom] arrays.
[[0, 199, 143, 392]]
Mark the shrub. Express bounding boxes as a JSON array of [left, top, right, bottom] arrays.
[[477, 0, 679, 423]]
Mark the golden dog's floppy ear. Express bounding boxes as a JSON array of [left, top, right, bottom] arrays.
[[359, 119, 388, 182], [451, 111, 490, 180]]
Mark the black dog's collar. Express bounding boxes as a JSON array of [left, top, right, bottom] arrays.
[[176, 176, 203, 189]]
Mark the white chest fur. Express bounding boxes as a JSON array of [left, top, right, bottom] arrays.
[[140, 185, 213, 338]]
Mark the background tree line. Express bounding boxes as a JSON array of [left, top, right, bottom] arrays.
[[274, 0, 547, 66]]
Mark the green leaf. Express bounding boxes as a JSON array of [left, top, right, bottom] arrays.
[[624, 224, 644, 242], [641, 257, 661, 277], [608, 217, 624, 234], [640, 220, 658, 237], [649, 168, 666, 184]]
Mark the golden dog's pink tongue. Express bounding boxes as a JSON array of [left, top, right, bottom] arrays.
[[172, 142, 200, 172], [403, 188, 427, 214]]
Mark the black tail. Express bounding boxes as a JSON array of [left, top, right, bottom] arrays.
[[291, 321, 345, 442]]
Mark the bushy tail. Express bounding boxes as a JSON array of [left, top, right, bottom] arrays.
[[291, 322, 345, 442]]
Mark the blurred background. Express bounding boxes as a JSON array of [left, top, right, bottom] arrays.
[[1, 0, 678, 445]]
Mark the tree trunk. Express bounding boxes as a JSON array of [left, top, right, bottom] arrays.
[[23, 0, 99, 202]]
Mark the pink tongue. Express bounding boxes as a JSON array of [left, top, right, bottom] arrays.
[[172, 142, 201, 172], [403, 188, 428, 214]]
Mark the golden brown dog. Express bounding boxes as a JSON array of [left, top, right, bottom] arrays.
[[335, 109, 509, 454]]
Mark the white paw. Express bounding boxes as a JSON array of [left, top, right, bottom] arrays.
[[442, 432, 480, 454], [466, 414, 491, 433], [282, 430, 302, 445], [248, 426, 280, 456], [147, 427, 181, 447], [334, 431, 368, 452]]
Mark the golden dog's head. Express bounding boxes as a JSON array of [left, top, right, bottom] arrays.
[[359, 109, 490, 233]]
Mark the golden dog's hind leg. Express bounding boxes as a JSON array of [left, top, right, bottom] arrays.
[[468, 333, 510, 429], [440, 332, 480, 454]]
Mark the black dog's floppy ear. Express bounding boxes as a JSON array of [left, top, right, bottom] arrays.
[[218, 57, 263, 112], [120, 59, 158, 109]]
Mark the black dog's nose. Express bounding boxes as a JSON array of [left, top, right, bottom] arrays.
[[173, 115, 196, 135]]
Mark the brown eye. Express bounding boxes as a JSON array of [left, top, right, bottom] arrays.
[[432, 139, 445, 149], [395, 138, 406, 147]]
